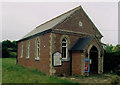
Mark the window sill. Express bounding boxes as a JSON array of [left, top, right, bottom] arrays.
[[61, 59, 69, 61], [35, 57, 40, 61]]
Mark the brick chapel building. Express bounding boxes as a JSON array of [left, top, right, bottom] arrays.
[[17, 6, 104, 76]]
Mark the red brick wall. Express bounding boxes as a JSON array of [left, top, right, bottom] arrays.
[[53, 33, 86, 75], [55, 8, 100, 37], [17, 32, 87, 76], [17, 33, 50, 75], [51, 8, 102, 75], [72, 52, 83, 75]]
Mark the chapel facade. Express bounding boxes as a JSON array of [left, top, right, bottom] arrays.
[[17, 6, 104, 76]]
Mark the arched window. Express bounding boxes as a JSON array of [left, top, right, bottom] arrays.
[[26, 41, 30, 59], [35, 38, 40, 60], [62, 38, 68, 59], [20, 43, 23, 58]]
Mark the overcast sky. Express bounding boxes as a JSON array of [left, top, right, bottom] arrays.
[[1, 2, 119, 45]]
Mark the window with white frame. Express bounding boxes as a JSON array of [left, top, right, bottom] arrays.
[[35, 38, 40, 60], [62, 38, 68, 59], [20, 43, 23, 58], [26, 41, 30, 59]]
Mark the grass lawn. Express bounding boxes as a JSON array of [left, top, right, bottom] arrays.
[[2, 58, 77, 83], [2, 58, 120, 84]]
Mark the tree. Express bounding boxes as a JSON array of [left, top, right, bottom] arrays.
[[2, 40, 17, 58], [112, 44, 120, 53], [2, 40, 12, 48], [104, 44, 113, 53], [104, 44, 120, 73], [2, 46, 10, 58], [11, 41, 17, 52], [0, 43, 2, 58]]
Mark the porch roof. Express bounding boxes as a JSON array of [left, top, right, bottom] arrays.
[[70, 36, 93, 52]]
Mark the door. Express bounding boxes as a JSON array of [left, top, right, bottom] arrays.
[[90, 46, 98, 74]]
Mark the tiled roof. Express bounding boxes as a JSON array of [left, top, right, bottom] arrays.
[[70, 36, 93, 51], [21, 6, 82, 40]]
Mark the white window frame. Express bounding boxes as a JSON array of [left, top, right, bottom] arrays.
[[26, 41, 30, 59], [20, 43, 23, 58], [35, 38, 40, 60], [62, 38, 68, 60]]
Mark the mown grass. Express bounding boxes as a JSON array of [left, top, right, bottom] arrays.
[[2, 58, 77, 83]]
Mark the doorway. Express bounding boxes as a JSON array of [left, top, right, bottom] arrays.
[[90, 46, 98, 74]]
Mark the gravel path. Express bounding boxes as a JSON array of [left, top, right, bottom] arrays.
[[60, 74, 120, 84]]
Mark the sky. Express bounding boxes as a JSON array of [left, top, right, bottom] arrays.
[[1, 1, 119, 45]]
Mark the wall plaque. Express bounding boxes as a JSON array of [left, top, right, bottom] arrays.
[[52, 51, 62, 66]]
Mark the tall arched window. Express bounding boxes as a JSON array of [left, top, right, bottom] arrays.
[[62, 38, 68, 59], [26, 41, 30, 59], [35, 38, 40, 60], [20, 43, 23, 58]]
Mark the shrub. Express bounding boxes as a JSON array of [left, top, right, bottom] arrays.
[[2, 40, 17, 58], [104, 52, 120, 73], [9, 52, 17, 58], [2, 47, 10, 58], [111, 75, 120, 84]]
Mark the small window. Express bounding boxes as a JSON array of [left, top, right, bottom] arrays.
[[35, 38, 40, 60], [62, 38, 68, 59], [26, 41, 30, 59], [20, 43, 23, 58]]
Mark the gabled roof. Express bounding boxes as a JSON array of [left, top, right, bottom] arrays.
[[19, 5, 103, 41], [21, 6, 82, 40], [70, 36, 93, 52]]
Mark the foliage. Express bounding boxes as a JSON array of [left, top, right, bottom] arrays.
[[111, 75, 120, 84], [0, 43, 2, 58], [2, 40, 17, 58], [104, 44, 120, 73], [112, 44, 120, 53], [104, 44, 120, 53], [104, 44, 113, 53], [2, 58, 77, 83], [2, 47, 10, 58], [9, 52, 17, 58], [116, 65, 120, 75], [2, 40, 12, 48]]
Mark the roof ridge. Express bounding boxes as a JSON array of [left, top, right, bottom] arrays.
[[35, 5, 82, 29], [21, 5, 83, 40]]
